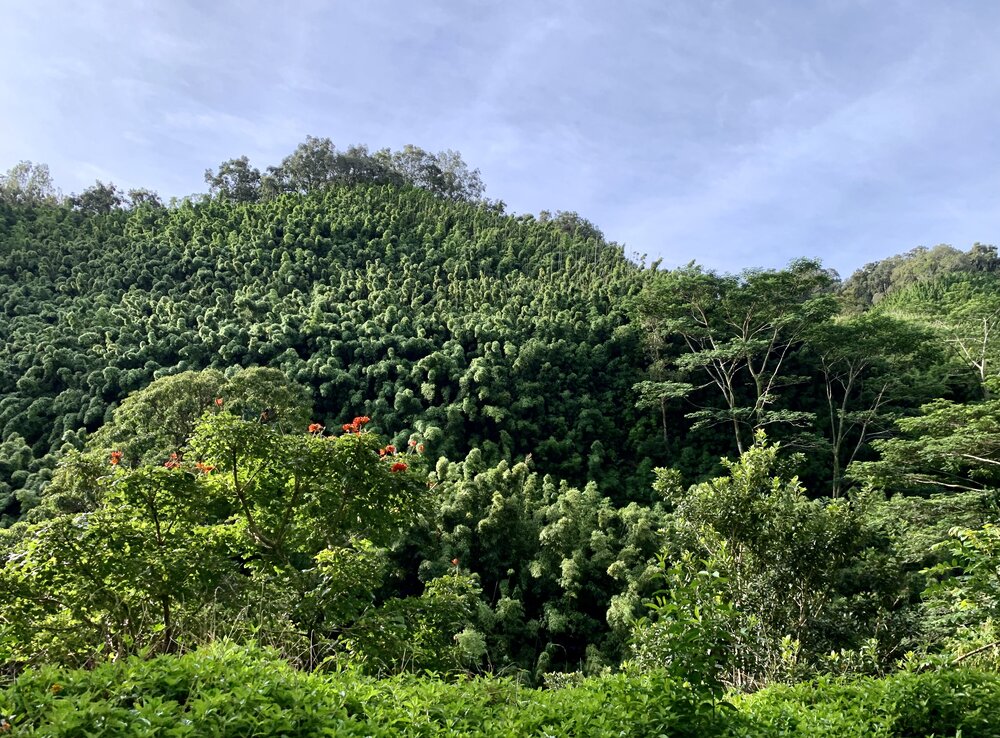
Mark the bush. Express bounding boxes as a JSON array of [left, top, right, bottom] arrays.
[[2, 643, 998, 736], [742, 668, 1000, 737]]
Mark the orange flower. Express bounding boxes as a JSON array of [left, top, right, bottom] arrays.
[[408, 440, 417, 447], [194, 461, 214, 474], [390, 462, 408, 473], [110, 450, 123, 466], [308, 423, 324, 434], [342, 416, 372, 435], [214, 397, 224, 407], [417, 444, 425, 453], [451, 558, 459, 567], [164, 452, 181, 470], [384, 444, 396, 454]]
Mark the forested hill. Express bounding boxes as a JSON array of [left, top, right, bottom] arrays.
[[842, 242, 1000, 308], [0, 185, 654, 522], [6, 151, 1000, 717]]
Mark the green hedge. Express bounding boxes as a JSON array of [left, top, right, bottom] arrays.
[[741, 668, 1000, 737], [1, 643, 998, 736]]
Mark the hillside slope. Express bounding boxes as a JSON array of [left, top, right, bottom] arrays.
[[0, 187, 652, 522]]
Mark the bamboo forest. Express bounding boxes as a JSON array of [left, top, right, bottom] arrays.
[[2, 141, 1000, 735]]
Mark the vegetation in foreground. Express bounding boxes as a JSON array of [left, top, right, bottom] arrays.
[[2, 642, 999, 737]]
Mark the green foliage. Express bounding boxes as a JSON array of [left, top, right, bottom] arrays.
[[660, 434, 905, 688], [843, 242, 1000, 309], [0, 396, 431, 668], [850, 398, 1000, 493], [878, 271, 1000, 398], [2, 642, 999, 736], [68, 181, 126, 215], [626, 553, 735, 697], [343, 571, 488, 674], [0, 642, 737, 737], [0, 161, 60, 207], [0, 464, 231, 664], [923, 523, 1000, 666], [633, 259, 838, 453], [806, 312, 941, 496], [741, 668, 1000, 737], [6, 151, 1000, 707], [0, 183, 650, 521], [405, 455, 669, 678]]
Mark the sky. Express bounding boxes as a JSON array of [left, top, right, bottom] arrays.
[[2, 0, 999, 277]]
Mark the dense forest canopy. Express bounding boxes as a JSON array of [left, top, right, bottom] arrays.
[[2, 141, 1000, 734]]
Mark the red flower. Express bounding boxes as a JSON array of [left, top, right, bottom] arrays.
[[342, 416, 372, 435], [164, 452, 181, 470], [308, 423, 324, 434], [110, 450, 123, 466], [214, 397, 224, 407], [408, 440, 417, 447], [384, 444, 396, 454], [390, 462, 408, 473]]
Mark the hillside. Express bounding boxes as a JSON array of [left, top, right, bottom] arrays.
[[0, 187, 653, 522], [2, 155, 1000, 735]]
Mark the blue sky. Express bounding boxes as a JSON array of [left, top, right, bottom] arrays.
[[2, 1, 999, 277]]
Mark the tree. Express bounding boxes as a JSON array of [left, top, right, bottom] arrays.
[[0, 406, 430, 666], [69, 180, 125, 214], [634, 259, 838, 453], [808, 313, 939, 496], [842, 243, 1000, 309], [882, 273, 1000, 399], [332, 144, 402, 186], [923, 523, 1000, 664], [0, 463, 232, 662], [849, 399, 1000, 493], [657, 434, 902, 688], [378, 145, 485, 201], [273, 135, 338, 193], [126, 188, 164, 209], [0, 160, 60, 206], [89, 368, 310, 469], [204, 156, 262, 202]]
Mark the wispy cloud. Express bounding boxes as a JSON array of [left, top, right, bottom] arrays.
[[2, 1, 1000, 276]]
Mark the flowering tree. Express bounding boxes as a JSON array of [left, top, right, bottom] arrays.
[[0, 405, 429, 667]]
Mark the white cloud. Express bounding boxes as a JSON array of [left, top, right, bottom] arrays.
[[2, 0, 1000, 275]]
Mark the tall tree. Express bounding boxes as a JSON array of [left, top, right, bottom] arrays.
[[69, 180, 125, 214], [273, 135, 338, 193], [204, 156, 262, 202], [849, 398, 1000, 493], [808, 313, 938, 496], [635, 259, 838, 453], [0, 160, 60, 206], [378, 145, 485, 201], [126, 188, 164, 209]]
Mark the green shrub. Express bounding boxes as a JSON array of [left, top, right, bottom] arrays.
[[0, 643, 733, 737], [742, 668, 1000, 737], [2, 643, 998, 736]]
